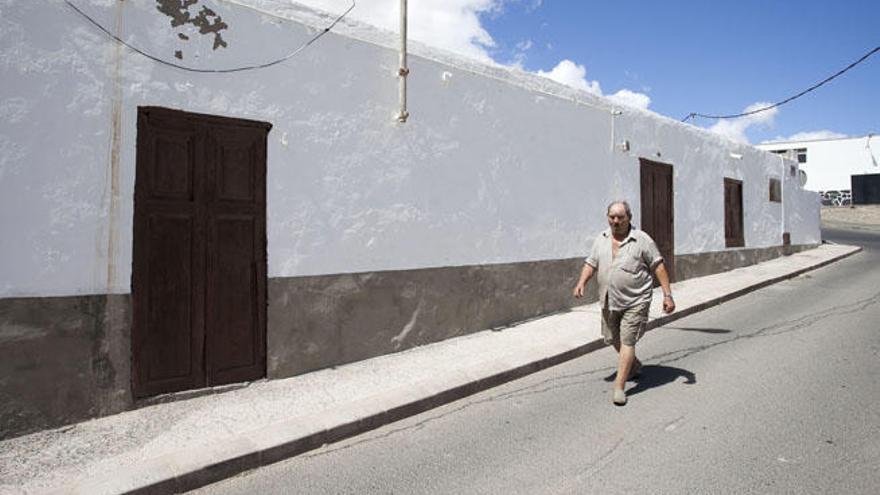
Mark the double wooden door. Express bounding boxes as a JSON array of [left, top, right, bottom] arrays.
[[640, 159, 675, 281], [132, 107, 270, 398]]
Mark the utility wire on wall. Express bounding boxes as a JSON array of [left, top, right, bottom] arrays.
[[682, 45, 880, 122], [63, 0, 355, 73]]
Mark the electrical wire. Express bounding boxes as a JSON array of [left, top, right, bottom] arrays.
[[682, 45, 880, 122], [63, 0, 355, 73]]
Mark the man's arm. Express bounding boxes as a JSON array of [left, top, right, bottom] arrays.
[[653, 262, 675, 313], [573, 263, 595, 298]]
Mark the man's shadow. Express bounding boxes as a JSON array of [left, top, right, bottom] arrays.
[[604, 365, 696, 396]]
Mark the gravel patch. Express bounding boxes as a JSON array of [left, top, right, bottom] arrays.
[[821, 205, 880, 231]]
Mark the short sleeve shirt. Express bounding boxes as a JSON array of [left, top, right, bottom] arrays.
[[585, 227, 663, 311]]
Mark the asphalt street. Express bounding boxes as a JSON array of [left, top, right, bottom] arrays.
[[193, 227, 880, 495]]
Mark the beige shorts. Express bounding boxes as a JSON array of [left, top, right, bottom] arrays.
[[601, 302, 650, 346]]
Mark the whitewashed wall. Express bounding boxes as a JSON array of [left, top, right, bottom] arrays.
[[0, 0, 820, 298]]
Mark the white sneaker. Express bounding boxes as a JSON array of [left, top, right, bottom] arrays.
[[612, 388, 627, 406]]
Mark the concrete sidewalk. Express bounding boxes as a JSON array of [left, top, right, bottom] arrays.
[[0, 244, 861, 495]]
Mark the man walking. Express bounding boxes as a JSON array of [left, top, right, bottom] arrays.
[[573, 200, 675, 405]]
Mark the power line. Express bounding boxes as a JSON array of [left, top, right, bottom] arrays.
[[63, 0, 355, 73], [682, 45, 880, 122]]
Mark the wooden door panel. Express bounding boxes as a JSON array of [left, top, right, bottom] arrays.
[[143, 213, 201, 384], [150, 133, 195, 201], [204, 124, 266, 385], [206, 215, 263, 383], [215, 139, 257, 203], [133, 108, 205, 397]]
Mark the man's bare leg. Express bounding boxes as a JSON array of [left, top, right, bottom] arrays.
[[614, 344, 637, 392], [612, 342, 641, 380]]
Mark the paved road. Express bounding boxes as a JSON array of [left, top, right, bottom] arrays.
[[194, 228, 880, 494]]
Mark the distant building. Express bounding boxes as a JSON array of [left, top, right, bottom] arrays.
[[756, 135, 880, 205]]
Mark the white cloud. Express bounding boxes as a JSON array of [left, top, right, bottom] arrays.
[[536, 59, 602, 95], [296, 2, 651, 109], [707, 102, 778, 144], [607, 89, 651, 110], [294, 0, 502, 62], [762, 130, 848, 143], [535, 60, 651, 109]]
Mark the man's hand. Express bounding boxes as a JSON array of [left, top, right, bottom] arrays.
[[573, 264, 594, 299], [662, 295, 675, 313], [654, 262, 674, 313]]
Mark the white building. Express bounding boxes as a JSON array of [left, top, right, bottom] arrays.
[[0, 0, 820, 437], [756, 135, 880, 204]]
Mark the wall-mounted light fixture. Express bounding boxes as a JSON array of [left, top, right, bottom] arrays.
[[617, 140, 630, 152]]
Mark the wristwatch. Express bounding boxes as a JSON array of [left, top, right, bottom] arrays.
[[663, 293, 674, 300]]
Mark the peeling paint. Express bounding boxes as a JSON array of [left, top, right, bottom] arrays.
[[155, 0, 229, 59], [391, 299, 424, 350]]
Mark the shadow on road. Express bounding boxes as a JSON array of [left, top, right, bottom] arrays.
[[602, 364, 696, 392], [665, 326, 732, 334], [606, 365, 697, 397]]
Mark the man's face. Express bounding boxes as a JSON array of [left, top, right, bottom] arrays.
[[607, 204, 630, 236]]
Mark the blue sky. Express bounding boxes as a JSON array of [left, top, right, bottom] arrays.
[[479, 0, 879, 144], [299, 0, 878, 145]]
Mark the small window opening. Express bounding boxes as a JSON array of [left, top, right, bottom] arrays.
[[769, 178, 782, 203]]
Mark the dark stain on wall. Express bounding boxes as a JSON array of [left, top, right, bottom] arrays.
[[155, 0, 229, 59]]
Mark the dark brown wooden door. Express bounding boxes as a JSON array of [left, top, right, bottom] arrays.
[[133, 107, 270, 398], [724, 178, 745, 248], [640, 159, 675, 281]]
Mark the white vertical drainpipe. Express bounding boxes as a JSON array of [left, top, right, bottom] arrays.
[[609, 108, 623, 151], [396, 0, 410, 123], [779, 155, 786, 240]]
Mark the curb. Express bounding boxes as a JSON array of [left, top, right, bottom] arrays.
[[58, 245, 862, 495]]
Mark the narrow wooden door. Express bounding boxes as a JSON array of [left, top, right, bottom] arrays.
[[133, 107, 270, 398], [640, 159, 675, 281], [204, 124, 268, 386], [724, 178, 744, 248]]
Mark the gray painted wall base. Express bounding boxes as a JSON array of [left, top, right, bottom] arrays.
[[267, 258, 589, 379], [0, 294, 131, 440], [675, 244, 817, 281], [0, 243, 817, 439]]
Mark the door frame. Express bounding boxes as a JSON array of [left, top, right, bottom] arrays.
[[724, 177, 745, 248], [132, 106, 271, 398], [639, 158, 675, 282]]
